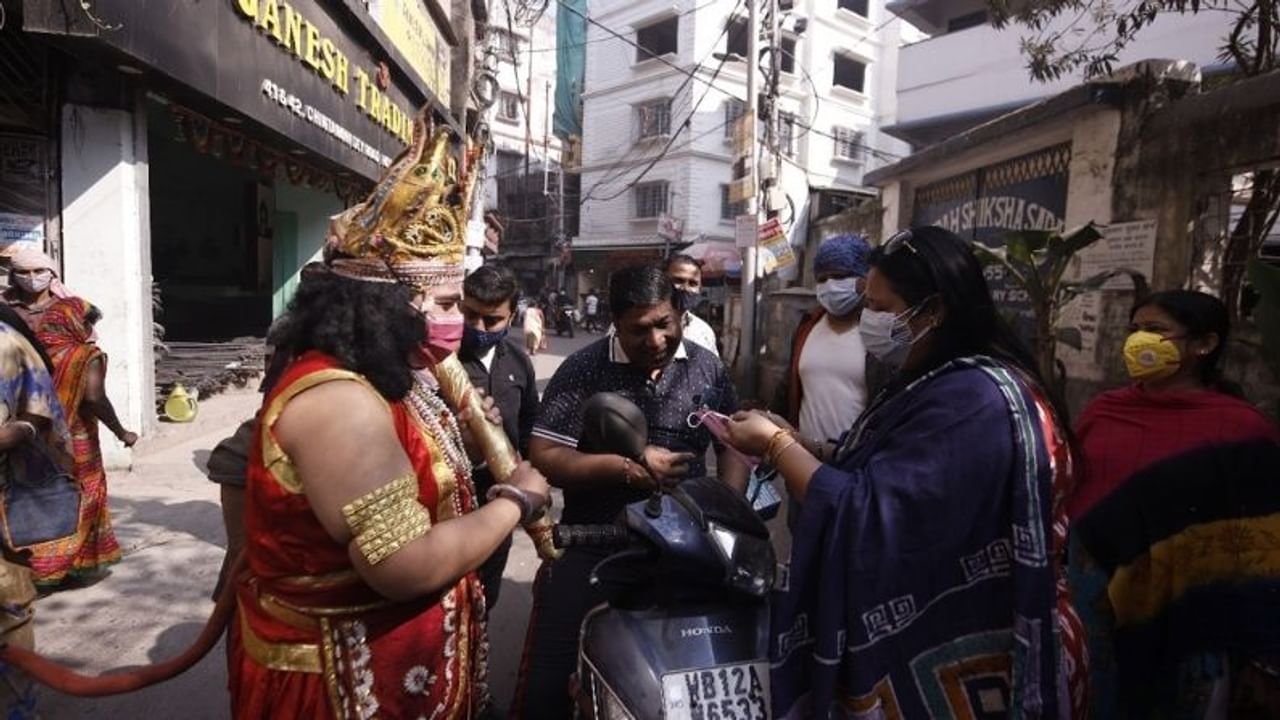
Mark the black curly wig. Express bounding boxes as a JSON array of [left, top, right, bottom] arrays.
[[269, 269, 424, 400]]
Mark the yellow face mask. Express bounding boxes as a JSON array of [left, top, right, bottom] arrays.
[[1123, 330, 1182, 381]]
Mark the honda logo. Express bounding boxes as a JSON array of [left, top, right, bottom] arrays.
[[680, 625, 733, 638]]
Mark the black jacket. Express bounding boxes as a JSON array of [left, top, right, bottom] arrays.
[[459, 334, 539, 491]]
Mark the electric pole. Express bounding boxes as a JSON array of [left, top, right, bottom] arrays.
[[766, 0, 782, 219], [739, 0, 760, 394]]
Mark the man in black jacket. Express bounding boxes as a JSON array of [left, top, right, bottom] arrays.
[[460, 265, 539, 613]]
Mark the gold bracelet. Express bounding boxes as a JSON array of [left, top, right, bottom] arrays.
[[341, 474, 432, 566], [764, 429, 797, 466], [772, 439, 804, 465]]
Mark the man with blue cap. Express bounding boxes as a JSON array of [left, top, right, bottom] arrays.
[[779, 234, 887, 528]]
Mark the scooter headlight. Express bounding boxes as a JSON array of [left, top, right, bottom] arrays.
[[708, 522, 775, 597]]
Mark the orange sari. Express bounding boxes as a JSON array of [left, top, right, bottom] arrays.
[[30, 297, 120, 587], [228, 352, 489, 719]]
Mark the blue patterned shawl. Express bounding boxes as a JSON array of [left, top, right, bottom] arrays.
[[772, 356, 1064, 719], [0, 322, 73, 472]]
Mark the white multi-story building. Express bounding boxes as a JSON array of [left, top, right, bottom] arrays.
[[481, 0, 563, 292], [885, 0, 1234, 146], [574, 0, 914, 292]]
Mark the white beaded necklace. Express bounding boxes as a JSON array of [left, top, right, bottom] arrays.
[[406, 376, 473, 485]]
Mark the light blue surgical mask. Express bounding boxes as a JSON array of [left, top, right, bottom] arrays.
[[815, 277, 863, 316], [859, 303, 929, 369]]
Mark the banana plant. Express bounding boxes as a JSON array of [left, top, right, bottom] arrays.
[[973, 223, 1149, 397]]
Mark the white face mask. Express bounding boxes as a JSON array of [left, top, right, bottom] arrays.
[[858, 304, 929, 368], [13, 270, 52, 294], [815, 277, 863, 317]]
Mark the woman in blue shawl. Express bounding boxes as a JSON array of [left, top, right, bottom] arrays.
[[727, 227, 1087, 719]]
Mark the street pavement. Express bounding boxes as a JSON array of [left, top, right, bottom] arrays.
[[33, 331, 599, 719]]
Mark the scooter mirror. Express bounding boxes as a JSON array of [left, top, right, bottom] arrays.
[[578, 392, 648, 460]]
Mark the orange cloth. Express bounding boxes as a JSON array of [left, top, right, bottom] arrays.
[[29, 298, 120, 587], [228, 352, 488, 719]]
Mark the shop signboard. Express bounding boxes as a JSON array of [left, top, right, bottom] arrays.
[[370, 0, 451, 102], [27, 0, 448, 180], [912, 143, 1071, 340]]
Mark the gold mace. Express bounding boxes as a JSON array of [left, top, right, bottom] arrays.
[[432, 353, 562, 561]]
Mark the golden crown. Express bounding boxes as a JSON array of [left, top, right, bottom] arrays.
[[326, 113, 477, 287]]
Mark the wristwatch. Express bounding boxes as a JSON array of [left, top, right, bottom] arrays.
[[486, 484, 549, 526]]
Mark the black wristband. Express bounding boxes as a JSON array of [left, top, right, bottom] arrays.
[[486, 484, 548, 525]]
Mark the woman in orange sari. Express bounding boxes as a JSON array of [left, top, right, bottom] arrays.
[[31, 297, 137, 589]]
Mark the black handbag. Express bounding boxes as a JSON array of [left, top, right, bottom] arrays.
[[0, 442, 81, 550]]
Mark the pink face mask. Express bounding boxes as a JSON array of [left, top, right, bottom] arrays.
[[421, 314, 464, 364], [689, 409, 761, 468]]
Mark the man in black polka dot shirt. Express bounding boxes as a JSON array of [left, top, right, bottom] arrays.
[[513, 263, 747, 718]]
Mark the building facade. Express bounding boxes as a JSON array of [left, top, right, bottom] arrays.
[[574, 0, 914, 296], [14, 0, 457, 465], [479, 0, 563, 295], [885, 0, 1235, 146]]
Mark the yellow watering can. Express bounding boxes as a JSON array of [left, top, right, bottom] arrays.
[[163, 384, 199, 423]]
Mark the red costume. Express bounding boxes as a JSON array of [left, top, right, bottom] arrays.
[[228, 353, 489, 719]]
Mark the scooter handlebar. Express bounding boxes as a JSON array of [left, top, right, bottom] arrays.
[[552, 524, 630, 549]]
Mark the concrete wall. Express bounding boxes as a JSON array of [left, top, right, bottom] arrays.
[[896, 9, 1233, 127], [60, 102, 153, 468], [273, 180, 344, 314]]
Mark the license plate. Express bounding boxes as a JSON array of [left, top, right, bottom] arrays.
[[661, 662, 770, 720]]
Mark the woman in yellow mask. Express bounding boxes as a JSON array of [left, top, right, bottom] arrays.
[[1068, 290, 1280, 718]]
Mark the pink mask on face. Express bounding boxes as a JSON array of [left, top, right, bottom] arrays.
[[422, 314, 465, 364], [690, 409, 761, 468]]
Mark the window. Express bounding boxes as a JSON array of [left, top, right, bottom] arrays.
[[833, 54, 867, 93], [780, 37, 797, 74], [725, 18, 749, 59], [636, 17, 678, 61], [720, 184, 747, 220], [947, 11, 989, 33], [778, 113, 797, 157], [833, 126, 863, 161], [491, 27, 521, 60], [497, 92, 520, 124], [636, 98, 672, 140], [723, 98, 746, 139], [634, 181, 670, 218], [495, 150, 522, 176], [837, 0, 868, 16]]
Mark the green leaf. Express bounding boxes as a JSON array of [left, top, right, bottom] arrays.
[[1062, 267, 1147, 294], [1048, 223, 1104, 262], [1055, 327, 1084, 350]]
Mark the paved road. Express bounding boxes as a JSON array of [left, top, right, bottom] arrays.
[[33, 332, 600, 718]]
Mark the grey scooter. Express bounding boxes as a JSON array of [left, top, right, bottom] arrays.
[[554, 394, 777, 720]]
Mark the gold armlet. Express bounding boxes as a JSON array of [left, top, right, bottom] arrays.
[[341, 474, 431, 566]]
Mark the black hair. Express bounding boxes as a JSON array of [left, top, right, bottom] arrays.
[[463, 265, 519, 312], [85, 304, 103, 327], [668, 254, 702, 272], [869, 225, 1049, 395], [269, 270, 424, 400], [609, 263, 673, 319], [1132, 290, 1230, 387], [0, 305, 53, 374]]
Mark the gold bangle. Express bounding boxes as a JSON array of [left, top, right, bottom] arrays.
[[772, 439, 804, 465], [341, 474, 432, 566], [762, 427, 793, 461]]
